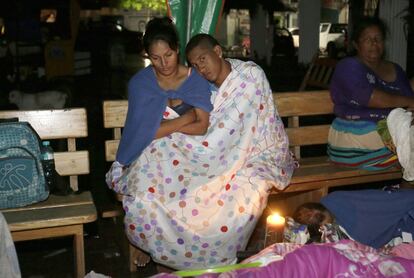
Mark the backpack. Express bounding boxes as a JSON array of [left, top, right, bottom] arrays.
[[0, 121, 49, 209]]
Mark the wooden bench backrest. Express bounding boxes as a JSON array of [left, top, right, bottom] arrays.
[[299, 56, 337, 91], [0, 108, 89, 191], [103, 100, 128, 162], [103, 91, 333, 161], [103, 90, 333, 162], [274, 90, 333, 158]]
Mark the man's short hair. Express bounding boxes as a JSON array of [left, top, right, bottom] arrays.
[[185, 33, 220, 56]]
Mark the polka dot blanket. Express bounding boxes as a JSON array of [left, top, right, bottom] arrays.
[[106, 59, 296, 269]]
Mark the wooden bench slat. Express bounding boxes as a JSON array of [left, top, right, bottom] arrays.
[[55, 151, 90, 175], [270, 156, 401, 193], [2, 192, 96, 232], [290, 164, 401, 184], [1, 191, 94, 212], [10, 225, 83, 243], [284, 170, 401, 193], [295, 156, 331, 167], [0, 108, 88, 139], [274, 91, 333, 116], [103, 100, 128, 128], [105, 140, 120, 162], [286, 125, 330, 146], [4, 205, 97, 232]]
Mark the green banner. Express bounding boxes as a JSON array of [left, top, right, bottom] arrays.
[[167, 0, 225, 62]]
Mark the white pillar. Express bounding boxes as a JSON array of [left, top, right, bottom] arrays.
[[250, 4, 273, 65], [298, 0, 321, 64], [379, 0, 409, 70], [226, 11, 237, 47]]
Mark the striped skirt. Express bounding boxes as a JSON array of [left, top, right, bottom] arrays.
[[327, 118, 398, 171]]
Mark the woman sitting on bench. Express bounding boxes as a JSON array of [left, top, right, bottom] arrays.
[[106, 17, 213, 269], [328, 16, 414, 173]]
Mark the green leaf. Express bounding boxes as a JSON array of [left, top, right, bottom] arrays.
[[118, 0, 167, 13]]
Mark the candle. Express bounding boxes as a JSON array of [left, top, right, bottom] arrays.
[[264, 213, 285, 246], [266, 213, 285, 227]]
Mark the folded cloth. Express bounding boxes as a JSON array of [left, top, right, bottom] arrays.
[[387, 108, 414, 181]]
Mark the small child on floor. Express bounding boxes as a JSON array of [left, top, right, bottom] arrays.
[[289, 202, 349, 244], [286, 188, 414, 249]]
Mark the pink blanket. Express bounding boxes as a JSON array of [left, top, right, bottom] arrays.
[[154, 240, 414, 277]]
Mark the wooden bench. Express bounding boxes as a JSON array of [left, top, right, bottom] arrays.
[[270, 90, 402, 215], [299, 55, 337, 91], [0, 108, 97, 278], [103, 91, 402, 213]]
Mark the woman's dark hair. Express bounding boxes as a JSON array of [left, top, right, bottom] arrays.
[[351, 16, 388, 43], [143, 17, 179, 54]]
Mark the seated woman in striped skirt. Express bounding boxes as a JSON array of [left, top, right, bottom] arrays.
[[328, 16, 414, 171]]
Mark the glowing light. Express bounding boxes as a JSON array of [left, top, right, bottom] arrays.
[[264, 212, 286, 246], [266, 213, 285, 227]]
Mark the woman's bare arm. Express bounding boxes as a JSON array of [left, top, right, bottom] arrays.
[[178, 108, 210, 135], [154, 110, 196, 139], [369, 88, 414, 109]]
